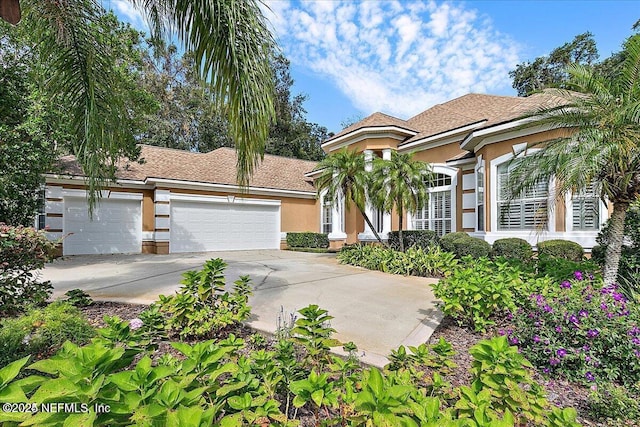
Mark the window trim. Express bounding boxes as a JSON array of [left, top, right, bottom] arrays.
[[320, 189, 332, 234], [408, 164, 457, 235], [475, 156, 485, 232]]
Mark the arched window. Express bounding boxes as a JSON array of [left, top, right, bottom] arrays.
[[412, 169, 456, 236]]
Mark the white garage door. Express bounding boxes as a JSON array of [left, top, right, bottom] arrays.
[[170, 199, 280, 253], [63, 197, 142, 255]]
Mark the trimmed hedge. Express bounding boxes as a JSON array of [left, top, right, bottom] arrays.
[[492, 238, 533, 261], [439, 232, 470, 253], [387, 230, 439, 251], [537, 239, 583, 262], [440, 232, 492, 259], [286, 232, 329, 249]]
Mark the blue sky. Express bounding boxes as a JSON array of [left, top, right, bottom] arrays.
[[108, 0, 637, 134]]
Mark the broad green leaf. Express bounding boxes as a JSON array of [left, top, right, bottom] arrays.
[[0, 356, 30, 385]]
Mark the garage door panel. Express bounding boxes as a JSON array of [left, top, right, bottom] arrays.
[[64, 198, 142, 255], [170, 200, 280, 253]]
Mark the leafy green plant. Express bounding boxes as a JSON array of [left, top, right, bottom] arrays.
[[440, 232, 492, 259], [286, 232, 329, 249], [492, 238, 533, 261], [0, 301, 95, 368], [290, 370, 338, 424], [63, 288, 93, 307], [537, 239, 584, 262], [433, 258, 537, 331], [535, 254, 599, 284], [158, 258, 253, 338], [0, 223, 57, 315], [387, 230, 439, 251], [588, 383, 640, 422], [292, 304, 341, 368]]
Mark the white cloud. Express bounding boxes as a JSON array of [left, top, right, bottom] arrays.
[[107, 1, 147, 30], [263, 0, 521, 119]]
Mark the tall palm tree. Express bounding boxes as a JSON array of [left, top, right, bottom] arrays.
[[370, 151, 431, 252], [507, 34, 640, 285], [315, 149, 385, 245], [1, 0, 275, 210]]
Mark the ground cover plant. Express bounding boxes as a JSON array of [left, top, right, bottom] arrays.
[[286, 233, 329, 249]]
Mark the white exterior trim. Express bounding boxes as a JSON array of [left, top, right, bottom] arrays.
[[169, 192, 281, 207], [148, 178, 315, 199], [399, 121, 486, 152], [322, 126, 417, 151], [45, 175, 150, 189], [483, 231, 601, 250], [62, 189, 143, 200], [464, 123, 554, 152]]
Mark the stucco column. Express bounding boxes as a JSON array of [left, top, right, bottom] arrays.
[[381, 149, 392, 237], [360, 150, 375, 239]]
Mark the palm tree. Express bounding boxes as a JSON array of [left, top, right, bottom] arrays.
[[315, 149, 386, 245], [1, 0, 275, 210], [507, 34, 640, 285], [370, 151, 431, 252]]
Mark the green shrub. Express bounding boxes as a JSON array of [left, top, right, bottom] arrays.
[[286, 232, 329, 248], [537, 239, 584, 262], [439, 232, 492, 259], [492, 238, 533, 261], [0, 223, 57, 315], [0, 301, 95, 368], [589, 383, 640, 422], [63, 289, 93, 307], [157, 258, 253, 339], [536, 254, 600, 284], [433, 258, 548, 332], [387, 230, 439, 251], [439, 232, 470, 253], [510, 274, 640, 386]]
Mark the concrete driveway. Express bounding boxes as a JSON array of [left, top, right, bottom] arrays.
[[40, 250, 442, 366]]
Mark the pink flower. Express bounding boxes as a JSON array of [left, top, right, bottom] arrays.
[[129, 318, 143, 330]]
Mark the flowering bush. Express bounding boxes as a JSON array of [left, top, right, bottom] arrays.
[[508, 271, 640, 386], [0, 223, 57, 315]]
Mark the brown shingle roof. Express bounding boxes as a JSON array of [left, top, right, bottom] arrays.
[[56, 145, 318, 193], [325, 112, 417, 143]]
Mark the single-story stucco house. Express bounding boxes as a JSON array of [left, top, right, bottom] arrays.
[[39, 91, 606, 255]]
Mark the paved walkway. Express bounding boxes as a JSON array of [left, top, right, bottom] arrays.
[[40, 250, 442, 367]]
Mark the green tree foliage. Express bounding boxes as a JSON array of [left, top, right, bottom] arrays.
[[370, 151, 431, 252], [506, 33, 640, 285], [509, 32, 599, 96]]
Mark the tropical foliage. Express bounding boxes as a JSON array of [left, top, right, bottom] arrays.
[[370, 151, 431, 251], [506, 33, 640, 285]]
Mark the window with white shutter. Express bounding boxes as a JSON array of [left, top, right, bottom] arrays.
[[497, 163, 548, 230], [321, 194, 332, 234], [573, 185, 599, 230]]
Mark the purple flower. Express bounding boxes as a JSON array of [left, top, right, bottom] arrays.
[[583, 345, 590, 352], [560, 280, 571, 289], [600, 302, 608, 311], [506, 312, 513, 321], [585, 372, 595, 382], [613, 292, 625, 302], [129, 318, 143, 330], [543, 367, 551, 374], [568, 314, 579, 324], [585, 356, 591, 362], [579, 310, 589, 318], [587, 329, 599, 339], [550, 358, 560, 366], [633, 337, 640, 345], [544, 304, 553, 313], [574, 271, 584, 281], [533, 335, 541, 343], [555, 326, 563, 333], [557, 348, 567, 358], [498, 329, 506, 336], [509, 337, 519, 345]]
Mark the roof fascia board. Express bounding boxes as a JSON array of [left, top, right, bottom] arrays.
[[460, 117, 538, 150], [146, 178, 317, 199], [398, 121, 487, 152], [322, 126, 417, 151], [472, 124, 553, 153], [45, 174, 152, 189]]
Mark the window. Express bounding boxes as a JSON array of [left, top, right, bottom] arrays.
[[497, 163, 548, 230], [413, 173, 453, 236], [35, 188, 46, 230], [573, 185, 599, 230], [476, 167, 484, 231], [372, 209, 384, 233], [321, 194, 332, 234]]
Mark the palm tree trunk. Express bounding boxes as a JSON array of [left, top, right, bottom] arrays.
[[357, 206, 387, 247], [603, 202, 629, 285]]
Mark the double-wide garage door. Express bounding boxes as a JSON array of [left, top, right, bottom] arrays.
[[170, 199, 280, 253], [63, 197, 142, 255]]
